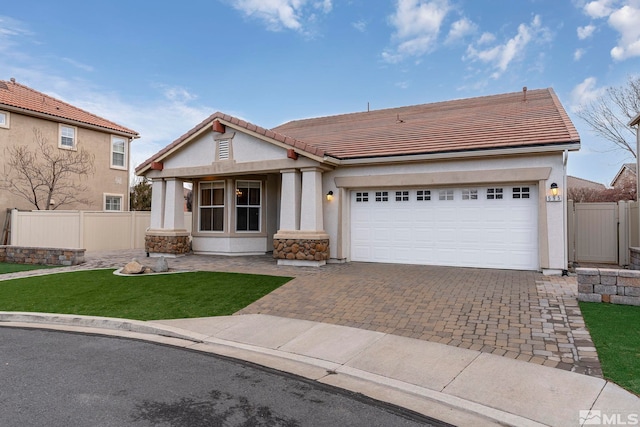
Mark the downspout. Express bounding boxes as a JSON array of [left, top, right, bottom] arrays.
[[563, 150, 569, 275]]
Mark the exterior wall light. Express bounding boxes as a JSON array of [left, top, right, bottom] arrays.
[[326, 191, 334, 201], [550, 182, 558, 196], [546, 182, 561, 202]]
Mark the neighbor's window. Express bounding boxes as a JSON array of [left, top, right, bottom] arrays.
[[375, 191, 388, 202], [487, 188, 503, 200], [395, 190, 409, 201], [462, 189, 478, 200], [439, 190, 454, 201], [59, 124, 76, 149], [111, 136, 127, 169], [0, 111, 9, 129], [104, 194, 122, 211], [199, 181, 225, 232], [513, 187, 530, 199], [417, 190, 431, 201], [236, 180, 261, 232]]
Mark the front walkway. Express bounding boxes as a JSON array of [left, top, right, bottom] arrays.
[[9, 250, 601, 376]]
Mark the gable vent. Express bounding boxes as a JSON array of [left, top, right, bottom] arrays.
[[218, 139, 230, 160]]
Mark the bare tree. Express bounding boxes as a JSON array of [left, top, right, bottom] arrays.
[[2, 128, 95, 210], [576, 75, 640, 158]]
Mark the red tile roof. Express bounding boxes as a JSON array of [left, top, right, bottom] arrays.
[[136, 87, 579, 174], [273, 88, 579, 160], [0, 79, 138, 136]]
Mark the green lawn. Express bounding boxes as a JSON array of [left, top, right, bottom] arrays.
[[0, 263, 61, 274], [0, 269, 291, 320], [580, 302, 640, 396]]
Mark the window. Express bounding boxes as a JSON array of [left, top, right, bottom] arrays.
[[200, 181, 225, 231], [375, 191, 388, 202], [417, 190, 431, 201], [0, 111, 9, 129], [513, 187, 530, 199], [439, 190, 454, 201], [59, 125, 76, 149], [104, 194, 122, 211], [462, 189, 478, 200], [236, 181, 261, 232], [111, 136, 126, 169], [395, 190, 409, 201], [487, 188, 503, 200], [355, 192, 369, 202]]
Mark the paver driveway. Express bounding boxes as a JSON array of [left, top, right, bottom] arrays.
[[8, 250, 600, 376]]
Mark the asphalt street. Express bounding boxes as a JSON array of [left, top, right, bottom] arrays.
[[0, 327, 448, 426]]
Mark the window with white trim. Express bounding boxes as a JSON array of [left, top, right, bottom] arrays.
[[199, 181, 225, 231], [439, 190, 454, 201], [104, 194, 123, 211], [375, 191, 388, 202], [462, 189, 478, 200], [236, 180, 261, 232], [417, 190, 431, 201], [513, 187, 530, 199], [355, 192, 368, 202], [59, 124, 76, 149], [395, 190, 409, 201], [111, 136, 127, 169], [0, 111, 9, 129], [487, 188, 503, 200]]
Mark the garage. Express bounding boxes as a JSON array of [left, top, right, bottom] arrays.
[[350, 185, 539, 270]]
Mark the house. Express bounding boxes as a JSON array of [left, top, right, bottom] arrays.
[[610, 163, 636, 192], [136, 88, 580, 272], [0, 78, 139, 225], [566, 176, 607, 202]]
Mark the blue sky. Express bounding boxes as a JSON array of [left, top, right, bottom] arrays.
[[1, 0, 639, 185]]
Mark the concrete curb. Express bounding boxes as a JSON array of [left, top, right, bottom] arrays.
[[0, 312, 549, 427]]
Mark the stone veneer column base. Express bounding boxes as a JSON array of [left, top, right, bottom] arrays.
[[145, 230, 190, 258], [273, 231, 329, 267]]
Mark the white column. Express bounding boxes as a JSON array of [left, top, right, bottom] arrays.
[[300, 167, 324, 231], [149, 178, 165, 230], [163, 178, 185, 230], [279, 169, 301, 231]]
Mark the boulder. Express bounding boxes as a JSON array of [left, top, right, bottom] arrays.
[[122, 259, 145, 274], [151, 256, 169, 273]]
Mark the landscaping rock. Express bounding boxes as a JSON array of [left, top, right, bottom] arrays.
[[152, 256, 169, 273], [122, 259, 145, 274]]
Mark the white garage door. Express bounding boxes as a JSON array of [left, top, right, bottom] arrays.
[[350, 185, 539, 270]]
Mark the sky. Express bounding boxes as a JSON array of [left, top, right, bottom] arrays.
[[1, 0, 639, 186]]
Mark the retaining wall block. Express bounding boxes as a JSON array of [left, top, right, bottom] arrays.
[[594, 284, 617, 295], [625, 287, 640, 297], [578, 293, 602, 303], [610, 295, 640, 306]]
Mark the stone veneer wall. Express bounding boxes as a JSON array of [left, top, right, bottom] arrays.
[[145, 235, 191, 255], [0, 246, 85, 266], [577, 267, 640, 306], [630, 247, 640, 270], [273, 238, 329, 262]]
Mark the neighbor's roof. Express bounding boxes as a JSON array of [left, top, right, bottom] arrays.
[[0, 79, 139, 137], [137, 87, 579, 174], [567, 176, 606, 190], [273, 88, 579, 160], [610, 162, 637, 187]]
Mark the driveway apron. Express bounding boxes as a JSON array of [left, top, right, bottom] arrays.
[[13, 250, 601, 377]]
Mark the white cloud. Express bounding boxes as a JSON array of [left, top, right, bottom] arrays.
[[352, 20, 367, 33], [464, 15, 551, 79], [574, 47, 586, 60], [446, 17, 477, 44], [577, 24, 596, 39], [583, 0, 617, 18], [382, 0, 452, 63], [61, 57, 94, 72], [570, 76, 607, 112], [229, 0, 332, 32], [477, 32, 496, 45], [609, 4, 640, 60]]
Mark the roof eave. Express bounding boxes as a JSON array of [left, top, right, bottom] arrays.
[[629, 112, 640, 127]]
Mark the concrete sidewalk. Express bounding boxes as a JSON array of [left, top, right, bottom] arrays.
[[1, 312, 637, 427]]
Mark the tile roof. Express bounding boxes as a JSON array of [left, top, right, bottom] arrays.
[[273, 88, 579, 160], [0, 79, 138, 136], [567, 176, 606, 190]]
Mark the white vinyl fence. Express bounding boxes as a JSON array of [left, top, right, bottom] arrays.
[[9, 210, 192, 251]]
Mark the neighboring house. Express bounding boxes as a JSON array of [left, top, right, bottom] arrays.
[[567, 176, 607, 202], [568, 176, 606, 191], [0, 78, 139, 225], [610, 163, 636, 192], [136, 88, 580, 273]]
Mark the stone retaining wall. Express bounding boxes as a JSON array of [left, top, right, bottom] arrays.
[[577, 267, 640, 306], [630, 247, 640, 270], [273, 238, 330, 262], [0, 246, 85, 266]]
